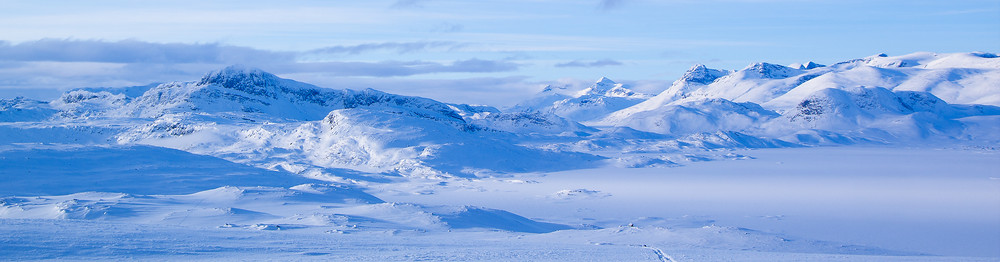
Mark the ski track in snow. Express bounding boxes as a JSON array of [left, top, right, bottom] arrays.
[[636, 244, 673, 262]]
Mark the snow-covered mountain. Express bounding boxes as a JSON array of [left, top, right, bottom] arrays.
[[4, 52, 997, 179], [600, 98, 778, 135], [100, 66, 470, 125], [0, 97, 57, 122], [448, 103, 595, 135], [10, 66, 601, 180], [512, 77, 649, 122], [591, 52, 1000, 144], [655, 64, 732, 102]]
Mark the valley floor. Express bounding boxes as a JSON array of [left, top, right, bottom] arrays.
[[3, 218, 996, 262], [374, 146, 1000, 258], [3, 146, 999, 261]]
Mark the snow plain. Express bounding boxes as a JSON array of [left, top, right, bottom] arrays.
[[3, 146, 996, 261], [377, 146, 1000, 257]]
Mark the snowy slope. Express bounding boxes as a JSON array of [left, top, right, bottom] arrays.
[[221, 107, 602, 178], [0, 143, 575, 235], [513, 77, 649, 122], [595, 52, 1000, 144], [111, 65, 468, 123], [449, 103, 595, 135], [0, 188, 572, 233], [611, 52, 1000, 110], [0, 97, 57, 122], [0, 144, 316, 196], [814, 52, 1000, 106], [14, 66, 598, 179], [679, 62, 813, 105], [507, 84, 573, 112], [763, 86, 1000, 142], [599, 98, 779, 135], [651, 64, 731, 103]]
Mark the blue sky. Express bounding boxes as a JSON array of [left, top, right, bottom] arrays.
[[1, 0, 997, 106]]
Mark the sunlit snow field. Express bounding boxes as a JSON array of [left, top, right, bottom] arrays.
[[375, 146, 1000, 257], [3, 145, 997, 260]]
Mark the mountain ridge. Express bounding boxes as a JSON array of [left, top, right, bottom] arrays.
[[2, 51, 998, 179]]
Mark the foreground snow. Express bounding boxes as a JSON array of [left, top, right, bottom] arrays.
[[4, 218, 995, 261], [374, 146, 1000, 258], [3, 145, 998, 260]]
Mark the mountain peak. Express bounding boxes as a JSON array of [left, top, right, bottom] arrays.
[[679, 64, 728, 84], [603, 85, 640, 98], [743, 62, 797, 79], [198, 65, 282, 88], [744, 62, 785, 70], [574, 77, 619, 97], [800, 61, 825, 69]]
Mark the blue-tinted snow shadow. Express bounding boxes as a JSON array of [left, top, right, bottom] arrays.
[[0, 144, 318, 196]]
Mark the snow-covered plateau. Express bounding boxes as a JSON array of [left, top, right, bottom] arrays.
[[2, 52, 998, 261]]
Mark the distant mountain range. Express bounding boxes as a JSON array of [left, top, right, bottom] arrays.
[[2, 52, 998, 177], [522, 52, 1000, 145]]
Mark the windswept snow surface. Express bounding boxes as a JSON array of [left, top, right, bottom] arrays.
[[2, 146, 996, 260], [376, 146, 1000, 258], [2, 54, 1000, 260], [0, 144, 315, 195]]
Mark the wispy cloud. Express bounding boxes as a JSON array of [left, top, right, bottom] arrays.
[[0, 39, 293, 64], [276, 59, 518, 77], [934, 8, 998, 16], [0, 39, 509, 74], [554, 59, 623, 68], [306, 41, 466, 55], [392, 0, 428, 8], [284, 75, 536, 106], [597, 0, 628, 10], [0, 39, 521, 97], [430, 22, 464, 33], [0, 60, 531, 105]]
